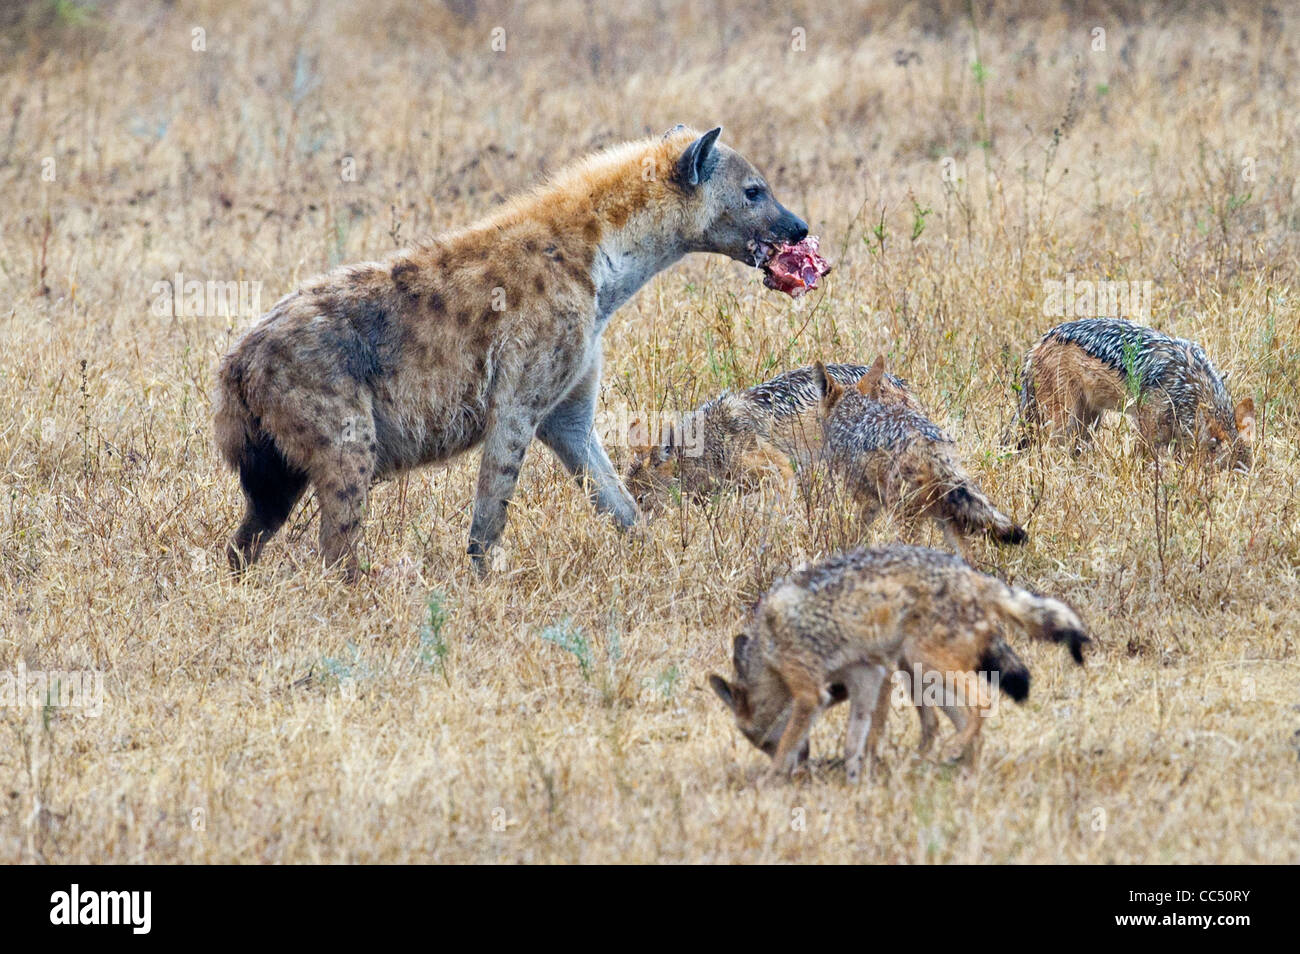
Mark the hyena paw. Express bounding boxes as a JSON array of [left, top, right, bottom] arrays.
[[467, 540, 501, 578]]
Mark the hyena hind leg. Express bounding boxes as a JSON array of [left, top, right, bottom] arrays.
[[313, 449, 377, 582], [228, 435, 309, 574]]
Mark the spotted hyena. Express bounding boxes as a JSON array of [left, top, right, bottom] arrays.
[[215, 126, 809, 578]]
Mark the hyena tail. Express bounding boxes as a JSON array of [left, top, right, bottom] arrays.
[[978, 635, 1030, 702], [214, 358, 308, 569], [993, 585, 1089, 665], [214, 356, 261, 473], [935, 449, 1027, 545]]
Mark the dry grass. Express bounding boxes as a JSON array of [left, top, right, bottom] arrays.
[[1, 0, 1298, 863]]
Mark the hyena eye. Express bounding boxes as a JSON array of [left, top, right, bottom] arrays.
[[744, 185, 765, 202]]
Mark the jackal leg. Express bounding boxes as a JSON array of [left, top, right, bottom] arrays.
[[843, 663, 890, 784], [939, 671, 987, 766], [468, 403, 537, 576], [904, 663, 964, 755], [535, 358, 638, 529], [940, 520, 975, 563], [770, 694, 819, 779]]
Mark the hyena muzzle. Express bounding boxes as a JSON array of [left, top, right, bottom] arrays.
[[215, 126, 810, 579]]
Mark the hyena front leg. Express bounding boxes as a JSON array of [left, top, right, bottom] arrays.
[[467, 404, 537, 576], [535, 355, 639, 528]]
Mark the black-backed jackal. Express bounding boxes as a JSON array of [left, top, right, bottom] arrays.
[[1010, 318, 1255, 470], [815, 361, 1027, 558], [708, 545, 1088, 782], [625, 356, 919, 511]]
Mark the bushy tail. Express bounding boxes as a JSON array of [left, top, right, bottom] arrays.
[[978, 635, 1030, 702], [992, 584, 1089, 665], [936, 453, 1028, 545]]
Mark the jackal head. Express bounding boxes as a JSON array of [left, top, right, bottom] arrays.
[[1199, 395, 1256, 473], [708, 633, 809, 763], [668, 126, 808, 267], [625, 418, 681, 513]]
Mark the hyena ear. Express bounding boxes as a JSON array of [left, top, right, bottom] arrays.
[[858, 355, 886, 398], [675, 126, 722, 189], [708, 674, 735, 710], [1235, 397, 1257, 443]]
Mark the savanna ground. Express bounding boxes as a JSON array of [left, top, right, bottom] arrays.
[[1, 0, 1298, 864]]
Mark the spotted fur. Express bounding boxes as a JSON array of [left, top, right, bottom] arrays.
[[216, 126, 810, 578]]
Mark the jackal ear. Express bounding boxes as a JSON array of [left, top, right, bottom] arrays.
[[662, 123, 687, 140], [1235, 397, 1256, 443], [858, 355, 886, 398], [731, 632, 752, 673], [816, 363, 844, 408], [708, 674, 735, 711], [627, 418, 649, 454], [810, 361, 830, 395], [675, 126, 722, 189]]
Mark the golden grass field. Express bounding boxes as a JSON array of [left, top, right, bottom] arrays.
[[1, 0, 1298, 863]]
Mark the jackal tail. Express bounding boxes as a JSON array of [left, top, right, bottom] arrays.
[[992, 585, 1089, 665], [978, 635, 1030, 702]]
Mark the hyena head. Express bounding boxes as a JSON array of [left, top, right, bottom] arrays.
[[708, 633, 807, 762], [667, 126, 808, 266]]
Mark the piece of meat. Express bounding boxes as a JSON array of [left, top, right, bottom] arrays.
[[759, 236, 831, 298]]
